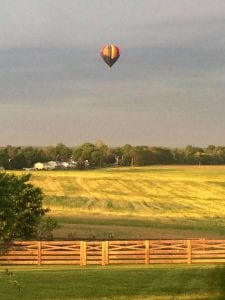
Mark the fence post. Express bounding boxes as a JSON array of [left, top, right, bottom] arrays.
[[102, 241, 109, 266], [80, 241, 87, 266], [187, 240, 192, 264], [145, 240, 150, 264], [37, 241, 42, 266]]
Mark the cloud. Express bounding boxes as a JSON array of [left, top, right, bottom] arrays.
[[0, 1, 225, 146], [0, 0, 225, 48]]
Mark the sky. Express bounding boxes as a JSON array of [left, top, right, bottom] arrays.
[[0, 0, 225, 147]]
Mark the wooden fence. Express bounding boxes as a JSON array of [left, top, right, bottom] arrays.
[[1, 239, 225, 266]]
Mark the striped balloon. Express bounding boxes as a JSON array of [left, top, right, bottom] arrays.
[[100, 44, 120, 67]]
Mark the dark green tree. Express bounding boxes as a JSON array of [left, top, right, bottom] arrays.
[[81, 143, 96, 161], [41, 146, 57, 161], [0, 173, 49, 241], [133, 148, 155, 166], [11, 152, 26, 169], [55, 143, 72, 161], [120, 144, 134, 166], [90, 150, 101, 166], [0, 148, 8, 169], [20, 147, 47, 168]]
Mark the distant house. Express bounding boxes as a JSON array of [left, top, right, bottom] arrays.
[[34, 162, 45, 170], [34, 160, 78, 170], [46, 161, 58, 170], [61, 162, 69, 168], [68, 161, 77, 168], [34, 161, 58, 170]]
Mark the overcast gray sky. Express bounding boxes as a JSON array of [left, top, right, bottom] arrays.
[[0, 0, 225, 147]]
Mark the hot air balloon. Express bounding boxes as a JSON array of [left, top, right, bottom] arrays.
[[100, 44, 120, 67]]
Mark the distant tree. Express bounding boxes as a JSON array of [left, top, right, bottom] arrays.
[[91, 150, 101, 166], [42, 146, 57, 161], [20, 147, 47, 167], [215, 147, 225, 164], [206, 145, 216, 153], [55, 143, 72, 161], [4, 145, 20, 169], [0, 173, 49, 241], [133, 148, 154, 166], [72, 143, 95, 164], [113, 146, 123, 158], [104, 152, 116, 165], [3, 142, 225, 169], [72, 146, 83, 161], [121, 144, 133, 153], [81, 143, 96, 161], [97, 143, 115, 166], [0, 148, 8, 169], [172, 148, 186, 164], [11, 153, 26, 169], [150, 147, 174, 164], [95, 140, 106, 148], [120, 144, 134, 166]]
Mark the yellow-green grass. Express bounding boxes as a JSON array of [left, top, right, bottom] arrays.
[[0, 265, 225, 300], [8, 166, 225, 239]]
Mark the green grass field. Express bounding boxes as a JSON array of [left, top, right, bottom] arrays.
[[1, 265, 225, 300], [9, 166, 225, 239]]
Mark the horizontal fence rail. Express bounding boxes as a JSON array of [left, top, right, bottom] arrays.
[[1, 239, 225, 266]]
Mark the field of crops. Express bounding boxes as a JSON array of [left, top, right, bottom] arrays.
[[10, 166, 225, 239]]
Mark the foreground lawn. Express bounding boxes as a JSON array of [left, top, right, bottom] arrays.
[[0, 265, 225, 300]]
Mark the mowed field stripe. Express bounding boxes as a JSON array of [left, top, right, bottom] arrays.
[[9, 166, 225, 218]]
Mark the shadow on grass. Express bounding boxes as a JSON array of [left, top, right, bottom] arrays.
[[208, 266, 225, 299]]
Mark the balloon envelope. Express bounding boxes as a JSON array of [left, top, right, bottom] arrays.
[[100, 45, 120, 67]]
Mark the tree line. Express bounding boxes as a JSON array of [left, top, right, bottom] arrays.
[[1, 142, 225, 170]]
